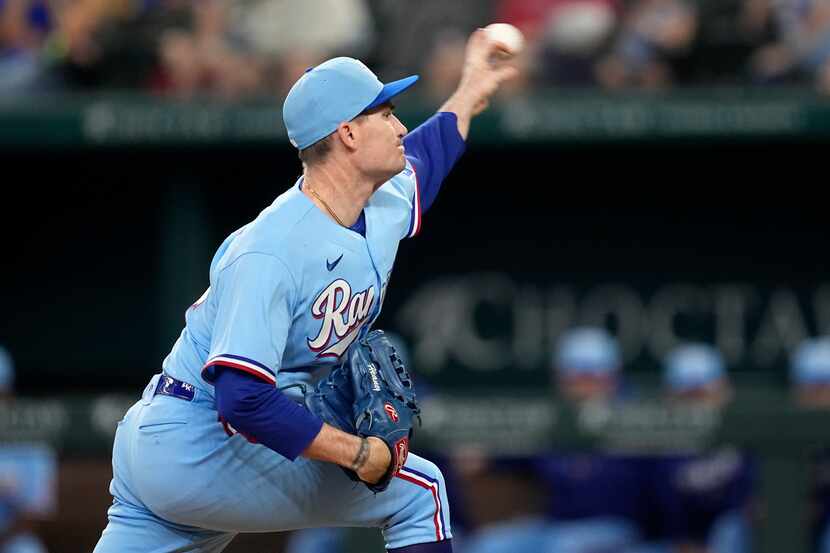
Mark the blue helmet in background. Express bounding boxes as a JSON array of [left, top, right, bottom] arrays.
[[663, 343, 725, 392], [554, 327, 621, 377], [790, 337, 830, 386]]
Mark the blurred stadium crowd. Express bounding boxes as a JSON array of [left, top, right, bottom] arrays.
[[2, 0, 830, 99]]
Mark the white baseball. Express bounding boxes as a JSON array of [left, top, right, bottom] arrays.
[[484, 23, 525, 55]]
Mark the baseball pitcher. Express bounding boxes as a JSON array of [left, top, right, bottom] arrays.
[[93, 29, 517, 553]]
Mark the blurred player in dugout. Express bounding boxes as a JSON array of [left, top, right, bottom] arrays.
[[458, 327, 652, 553], [648, 343, 756, 553], [0, 346, 57, 553], [790, 336, 830, 553], [459, 332, 757, 553]]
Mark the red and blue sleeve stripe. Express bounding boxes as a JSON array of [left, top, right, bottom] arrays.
[[407, 166, 422, 238], [202, 353, 276, 385], [404, 112, 466, 238]]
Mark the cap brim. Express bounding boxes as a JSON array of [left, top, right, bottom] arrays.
[[366, 75, 419, 110]]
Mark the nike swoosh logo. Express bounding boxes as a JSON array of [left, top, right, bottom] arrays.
[[327, 254, 343, 271]]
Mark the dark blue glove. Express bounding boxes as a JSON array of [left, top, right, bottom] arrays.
[[305, 330, 421, 492]]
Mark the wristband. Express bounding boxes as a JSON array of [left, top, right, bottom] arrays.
[[351, 437, 370, 472]]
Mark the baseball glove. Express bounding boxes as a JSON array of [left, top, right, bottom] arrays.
[[305, 330, 421, 492]]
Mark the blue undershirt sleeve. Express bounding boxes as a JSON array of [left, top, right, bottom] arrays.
[[403, 112, 466, 214], [214, 366, 324, 461]]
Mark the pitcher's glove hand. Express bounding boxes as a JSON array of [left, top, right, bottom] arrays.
[[305, 330, 421, 492]]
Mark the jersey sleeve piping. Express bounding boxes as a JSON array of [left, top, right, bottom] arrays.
[[407, 164, 422, 238], [205, 253, 298, 387], [203, 355, 277, 385]]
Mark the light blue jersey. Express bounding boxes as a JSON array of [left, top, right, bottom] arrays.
[[94, 111, 465, 553], [163, 164, 420, 397]]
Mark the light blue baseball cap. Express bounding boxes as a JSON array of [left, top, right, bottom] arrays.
[[664, 343, 725, 392], [282, 57, 419, 150], [0, 346, 14, 393], [554, 327, 621, 376], [790, 337, 830, 385]]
